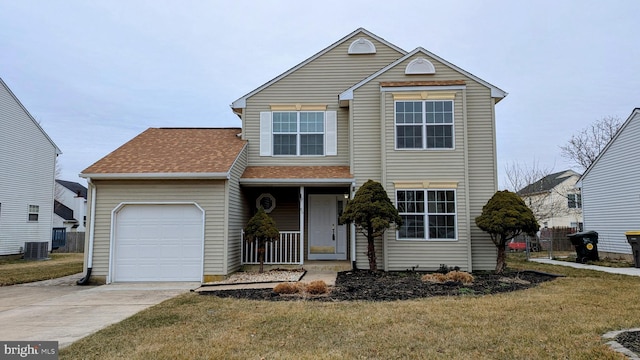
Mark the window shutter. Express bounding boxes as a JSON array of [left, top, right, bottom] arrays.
[[325, 111, 337, 156], [260, 112, 272, 156]]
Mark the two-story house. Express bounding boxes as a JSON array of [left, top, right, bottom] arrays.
[[0, 77, 62, 256], [517, 170, 583, 230], [79, 28, 506, 283]]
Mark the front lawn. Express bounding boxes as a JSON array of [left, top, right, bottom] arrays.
[[60, 255, 640, 359], [0, 253, 84, 286]]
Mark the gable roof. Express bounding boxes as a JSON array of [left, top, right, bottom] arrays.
[[0, 77, 62, 155], [339, 47, 507, 103], [230, 28, 407, 112], [81, 128, 246, 179], [578, 108, 640, 186], [517, 170, 580, 196], [56, 179, 87, 199]]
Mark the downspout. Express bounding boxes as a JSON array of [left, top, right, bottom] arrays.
[[77, 178, 96, 285]]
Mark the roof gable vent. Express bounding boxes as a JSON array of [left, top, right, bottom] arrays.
[[405, 57, 436, 74], [348, 38, 376, 54]]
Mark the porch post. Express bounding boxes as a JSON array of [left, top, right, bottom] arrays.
[[299, 186, 305, 265], [350, 181, 357, 266]]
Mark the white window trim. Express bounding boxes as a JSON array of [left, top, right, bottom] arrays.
[[28, 204, 39, 222], [261, 110, 337, 157], [394, 100, 455, 151], [395, 189, 458, 241]]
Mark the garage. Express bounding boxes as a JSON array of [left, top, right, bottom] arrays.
[[112, 203, 204, 282]]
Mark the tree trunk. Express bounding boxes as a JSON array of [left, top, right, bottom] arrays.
[[258, 241, 265, 273], [495, 244, 507, 274], [367, 235, 377, 271]]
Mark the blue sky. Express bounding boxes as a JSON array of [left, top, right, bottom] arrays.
[[1, 1, 638, 187]]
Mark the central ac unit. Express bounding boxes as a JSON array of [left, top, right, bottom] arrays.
[[24, 242, 49, 260]]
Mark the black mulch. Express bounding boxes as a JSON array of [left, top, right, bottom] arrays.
[[615, 331, 640, 356], [201, 269, 560, 302]]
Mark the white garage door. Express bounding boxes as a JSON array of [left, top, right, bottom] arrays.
[[113, 204, 203, 282]]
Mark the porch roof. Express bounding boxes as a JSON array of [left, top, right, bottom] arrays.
[[240, 166, 354, 185]]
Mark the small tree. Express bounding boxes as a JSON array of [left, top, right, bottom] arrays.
[[244, 207, 279, 273], [475, 190, 539, 274], [340, 180, 402, 271]]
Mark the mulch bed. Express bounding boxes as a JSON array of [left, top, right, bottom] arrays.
[[203, 269, 560, 302], [616, 331, 640, 356]]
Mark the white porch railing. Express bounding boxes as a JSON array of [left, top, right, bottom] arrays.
[[241, 231, 302, 265]]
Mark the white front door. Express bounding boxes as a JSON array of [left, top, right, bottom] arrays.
[[308, 195, 347, 260]]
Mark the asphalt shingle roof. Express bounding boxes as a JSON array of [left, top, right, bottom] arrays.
[[82, 128, 246, 175], [241, 166, 352, 179], [517, 170, 580, 195], [55, 179, 87, 199]]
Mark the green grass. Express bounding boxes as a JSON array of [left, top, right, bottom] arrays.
[[59, 255, 639, 359], [0, 253, 84, 286]]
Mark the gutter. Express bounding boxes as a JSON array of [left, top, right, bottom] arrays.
[[77, 178, 97, 285]]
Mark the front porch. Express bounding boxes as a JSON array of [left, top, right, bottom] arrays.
[[239, 182, 355, 267]]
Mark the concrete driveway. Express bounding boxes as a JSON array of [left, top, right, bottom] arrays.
[[0, 274, 199, 348]]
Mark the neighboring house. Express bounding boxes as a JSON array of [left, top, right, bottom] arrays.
[[578, 108, 640, 259], [517, 170, 583, 230], [53, 179, 88, 232], [0, 78, 62, 255], [80, 28, 507, 283]]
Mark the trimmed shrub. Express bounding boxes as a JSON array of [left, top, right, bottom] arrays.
[[273, 282, 301, 294], [422, 271, 474, 284], [304, 280, 328, 295]]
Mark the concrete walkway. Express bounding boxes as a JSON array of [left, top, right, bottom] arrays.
[[196, 269, 338, 292], [0, 274, 198, 348], [529, 258, 640, 276]]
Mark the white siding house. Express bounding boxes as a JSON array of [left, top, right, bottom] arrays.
[[0, 78, 62, 255], [578, 108, 640, 257], [53, 180, 88, 232]]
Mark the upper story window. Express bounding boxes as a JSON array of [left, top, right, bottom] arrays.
[[396, 189, 457, 240], [395, 100, 454, 149], [273, 111, 324, 156], [567, 193, 582, 209], [260, 110, 337, 157], [28, 205, 39, 222]]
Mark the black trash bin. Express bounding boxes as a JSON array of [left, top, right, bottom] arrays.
[[567, 231, 599, 263], [625, 231, 640, 268]]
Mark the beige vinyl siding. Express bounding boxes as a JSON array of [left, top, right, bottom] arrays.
[[243, 34, 403, 167], [226, 147, 248, 273], [90, 180, 227, 278], [0, 81, 58, 255], [351, 53, 498, 271]]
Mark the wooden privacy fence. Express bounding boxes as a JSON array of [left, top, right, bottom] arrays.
[[54, 232, 85, 253]]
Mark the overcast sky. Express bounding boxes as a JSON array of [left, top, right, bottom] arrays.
[[1, 1, 638, 188]]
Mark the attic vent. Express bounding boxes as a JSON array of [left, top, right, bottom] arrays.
[[405, 57, 436, 74], [24, 242, 49, 260], [348, 38, 376, 54]]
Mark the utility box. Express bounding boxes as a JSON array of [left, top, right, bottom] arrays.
[[625, 231, 640, 268], [24, 242, 49, 260]]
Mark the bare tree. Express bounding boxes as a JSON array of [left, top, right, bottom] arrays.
[[504, 161, 571, 226], [560, 116, 623, 171], [54, 161, 65, 201]]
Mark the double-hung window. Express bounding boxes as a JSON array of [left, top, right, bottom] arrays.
[[397, 189, 457, 240], [396, 100, 454, 149], [567, 193, 582, 209], [272, 111, 324, 156], [28, 205, 39, 222]]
